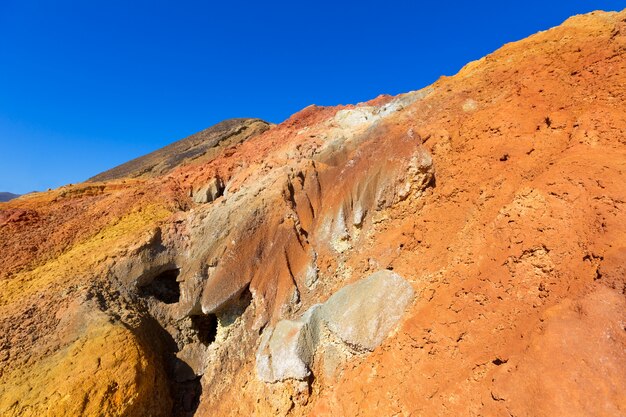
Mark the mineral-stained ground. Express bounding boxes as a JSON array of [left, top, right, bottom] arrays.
[[1, 9, 625, 417]]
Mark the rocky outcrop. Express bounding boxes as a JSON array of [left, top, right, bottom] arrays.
[[192, 177, 224, 203], [256, 270, 415, 382], [1, 8, 625, 417]]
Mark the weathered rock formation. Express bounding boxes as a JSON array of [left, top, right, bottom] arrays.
[[256, 270, 415, 383], [1, 9, 625, 417]]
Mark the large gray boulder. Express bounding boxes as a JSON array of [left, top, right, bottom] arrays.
[[255, 270, 414, 382], [318, 270, 415, 352]]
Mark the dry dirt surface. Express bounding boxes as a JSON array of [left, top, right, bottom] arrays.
[[1, 9, 625, 417]]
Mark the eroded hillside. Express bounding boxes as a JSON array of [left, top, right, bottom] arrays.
[[1, 9, 625, 417]]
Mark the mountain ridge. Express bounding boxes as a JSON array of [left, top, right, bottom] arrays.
[[88, 118, 271, 182], [0, 192, 19, 202]]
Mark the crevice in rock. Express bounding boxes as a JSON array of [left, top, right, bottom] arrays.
[[492, 357, 508, 366], [285, 178, 297, 209], [544, 116, 552, 128], [131, 311, 203, 417], [139, 268, 181, 304], [190, 314, 218, 346], [130, 266, 206, 416], [426, 172, 437, 188], [211, 284, 254, 328], [234, 284, 254, 316], [175, 376, 202, 416], [153, 317, 207, 417], [131, 265, 255, 415]]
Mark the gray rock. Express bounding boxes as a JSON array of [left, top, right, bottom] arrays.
[[255, 315, 317, 382], [318, 270, 415, 351], [255, 270, 414, 382]]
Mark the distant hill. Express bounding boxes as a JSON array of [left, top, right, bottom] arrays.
[[0, 192, 19, 202], [89, 118, 270, 182]]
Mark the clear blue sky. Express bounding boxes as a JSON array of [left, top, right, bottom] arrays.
[[0, 1, 623, 193]]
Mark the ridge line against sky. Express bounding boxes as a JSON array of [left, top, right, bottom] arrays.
[[0, 1, 624, 194]]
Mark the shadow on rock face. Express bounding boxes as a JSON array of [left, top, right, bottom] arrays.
[[140, 315, 203, 417], [138, 268, 181, 304], [170, 359, 202, 417], [190, 314, 218, 346]]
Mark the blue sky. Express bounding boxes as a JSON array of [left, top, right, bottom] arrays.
[[0, 1, 623, 193]]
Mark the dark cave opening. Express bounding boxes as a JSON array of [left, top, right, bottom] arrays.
[[139, 268, 181, 304], [190, 314, 218, 346]]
